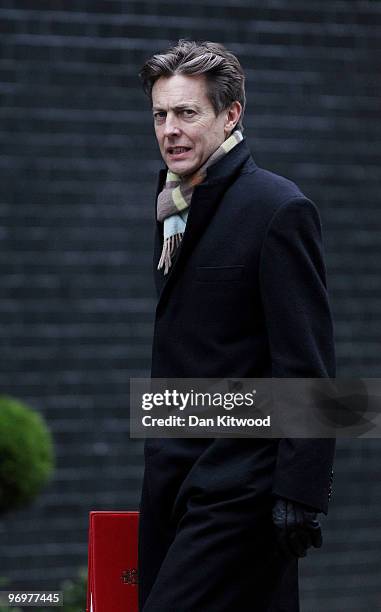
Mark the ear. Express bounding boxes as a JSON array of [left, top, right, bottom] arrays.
[[224, 101, 242, 134]]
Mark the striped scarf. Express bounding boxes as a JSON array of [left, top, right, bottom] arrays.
[[157, 130, 243, 274]]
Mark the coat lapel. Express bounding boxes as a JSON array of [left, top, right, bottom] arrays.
[[154, 140, 253, 308]]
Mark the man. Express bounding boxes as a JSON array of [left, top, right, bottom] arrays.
[[138, 40, 335, 612]]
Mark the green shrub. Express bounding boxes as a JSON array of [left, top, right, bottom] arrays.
[[59, 568, 87, 612], [0, 395, 54, 514], [0, 570, 88, 612], [0, 577, 21, 612]]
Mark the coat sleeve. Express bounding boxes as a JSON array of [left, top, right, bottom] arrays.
[[259, 196, 336, 514]]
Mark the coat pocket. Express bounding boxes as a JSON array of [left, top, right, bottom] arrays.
[[196, 265, 244, 282]]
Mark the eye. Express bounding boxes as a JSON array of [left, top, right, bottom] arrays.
[[153, 111, 166, 123], [182, 109, 196, 118]]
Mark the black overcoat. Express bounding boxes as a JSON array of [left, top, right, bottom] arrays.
[[139, 139, 336, 612]]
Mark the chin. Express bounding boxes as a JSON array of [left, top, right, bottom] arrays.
[[168, 162, 194, 176], [164, 153, 200, 177]]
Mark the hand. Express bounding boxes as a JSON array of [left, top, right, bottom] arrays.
[[272, 497, 323, 558]]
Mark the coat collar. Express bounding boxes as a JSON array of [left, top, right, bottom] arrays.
[[154, 139, 255, 308]]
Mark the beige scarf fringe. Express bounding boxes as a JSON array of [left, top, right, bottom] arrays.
[[158, 232, 184, 275]]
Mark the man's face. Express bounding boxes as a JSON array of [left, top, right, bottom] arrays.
[[151, 74, 230, 177]]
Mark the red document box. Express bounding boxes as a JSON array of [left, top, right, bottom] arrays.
[[86, 511, 139, 612]]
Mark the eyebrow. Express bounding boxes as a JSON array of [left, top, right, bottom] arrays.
[[152, 104, 199, 112]]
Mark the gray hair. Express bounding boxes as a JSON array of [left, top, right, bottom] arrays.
[[139, 40, 246, 132]]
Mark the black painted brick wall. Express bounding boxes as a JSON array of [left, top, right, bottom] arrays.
[[0, 2, 380, 610]]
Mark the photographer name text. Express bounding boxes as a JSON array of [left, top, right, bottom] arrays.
[[141, 414, 271, 428]]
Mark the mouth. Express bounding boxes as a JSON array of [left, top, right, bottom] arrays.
[[166, 146, 192, 157]]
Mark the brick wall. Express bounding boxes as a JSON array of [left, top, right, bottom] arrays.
[[0, 2, 380, 610]]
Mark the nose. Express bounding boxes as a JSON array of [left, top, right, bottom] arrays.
[[164, 112, 181, 138]]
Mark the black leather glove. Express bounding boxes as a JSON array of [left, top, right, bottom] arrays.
[[272, 497, 323, 558]]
